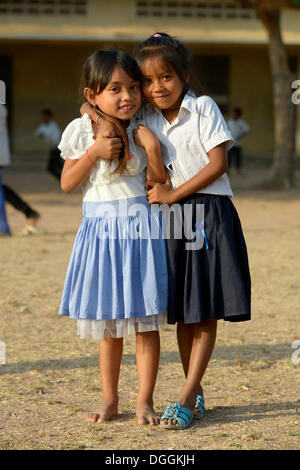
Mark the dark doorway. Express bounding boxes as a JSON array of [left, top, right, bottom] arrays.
[[191, 55, 230, 114]]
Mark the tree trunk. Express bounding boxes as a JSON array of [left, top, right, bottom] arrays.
[[258, 8, 295, 188]]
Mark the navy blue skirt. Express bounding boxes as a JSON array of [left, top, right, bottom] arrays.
[[166, 193, 251, 324]]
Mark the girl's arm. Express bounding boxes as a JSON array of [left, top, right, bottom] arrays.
[[133, 126, 166, 184], [80, 102, 98, 123], [145, 140, 166, 184], [61, 132, 122, 193], [147, 142, 228, 204], [145, 172, 171, 190], [61, 156, 93, 193]]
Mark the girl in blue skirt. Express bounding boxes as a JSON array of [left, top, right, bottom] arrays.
[[58, 49, 168, 425]]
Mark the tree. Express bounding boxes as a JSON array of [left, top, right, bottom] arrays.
[[233, 0, 300, 188]]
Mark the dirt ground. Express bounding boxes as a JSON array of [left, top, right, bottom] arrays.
[[0, 165, 300, 450]]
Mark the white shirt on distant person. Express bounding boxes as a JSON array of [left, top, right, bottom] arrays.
[[35, 120, 61, 149], [0, 104, 10, 166], [226, 117, 250, 148]]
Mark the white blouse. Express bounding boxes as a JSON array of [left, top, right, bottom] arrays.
[[227, 117, 250, 147], [0, 104, 10, 167], [34, 121, 61, 149], [139, 93, 234, 197], [58, 114, 148, 203]]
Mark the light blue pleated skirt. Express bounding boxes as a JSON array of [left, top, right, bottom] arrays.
[[59, 196, 168, 339]]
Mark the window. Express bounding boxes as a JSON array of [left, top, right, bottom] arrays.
[[135, 1, 257, 19], [0, 0, 88, 15], [192, 55, 230, 114]]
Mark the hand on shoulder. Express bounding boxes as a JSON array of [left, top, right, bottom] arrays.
[[133, 125, 159, 151], [92, 131, 123, 160]]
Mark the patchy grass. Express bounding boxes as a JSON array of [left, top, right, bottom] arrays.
[[0, 170, 300, 450]]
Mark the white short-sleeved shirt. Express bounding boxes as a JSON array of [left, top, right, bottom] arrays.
[[35, 120, 61, 149], [58, 113, 147, 203], [226, 118, 250, 147], [0, 104, 10, 166], [139, 92, 234, 197]]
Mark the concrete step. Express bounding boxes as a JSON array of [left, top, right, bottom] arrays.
[[6, 152, 51, 171]]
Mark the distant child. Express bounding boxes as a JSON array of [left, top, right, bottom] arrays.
[[35, 109, 63, 180], [226, 107, 250, 174], [58, 49, 168, 425]]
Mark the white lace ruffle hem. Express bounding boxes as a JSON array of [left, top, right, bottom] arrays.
[[77, 313, 166, 340]]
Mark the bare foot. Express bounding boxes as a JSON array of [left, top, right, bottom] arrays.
[[86, 400, 118, 424], [136, 400, 160, 426]]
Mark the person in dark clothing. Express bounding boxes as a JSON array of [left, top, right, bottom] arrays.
[[226, 107, 250, 174], [0, 103, 41, 235], [2, 184, 40, 234]]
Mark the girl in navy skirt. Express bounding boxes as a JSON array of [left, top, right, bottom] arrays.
[[132, 33, 251, 429], [59, 50, 168, 425]]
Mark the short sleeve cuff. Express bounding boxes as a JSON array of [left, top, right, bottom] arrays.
[[203, 132, 234, 153], [57, 115, 94, 160], [57, 145, 86, 160]]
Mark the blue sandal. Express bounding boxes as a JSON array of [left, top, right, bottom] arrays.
[[160, 401, 194, 430], [194, 394, 205, 419]]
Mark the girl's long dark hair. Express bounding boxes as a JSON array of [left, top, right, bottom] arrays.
[[81, 49, 142, 176]]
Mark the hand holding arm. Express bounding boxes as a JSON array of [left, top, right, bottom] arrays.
[[145, 171, 171, 190], [60, 132, 122, 193], [80, 102, 98, 122], [147, 143, 228, 204], [92, 130, 123, 160], [80, 102, 122, 158]]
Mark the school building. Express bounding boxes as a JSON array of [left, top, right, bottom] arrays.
[[0, 0, 300, 166]]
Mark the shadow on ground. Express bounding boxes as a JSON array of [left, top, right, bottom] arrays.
[[0, 343, 293, 375]]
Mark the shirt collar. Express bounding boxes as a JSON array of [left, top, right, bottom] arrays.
[[145, 90, 197, 116], [180, 91, 197, 113]]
